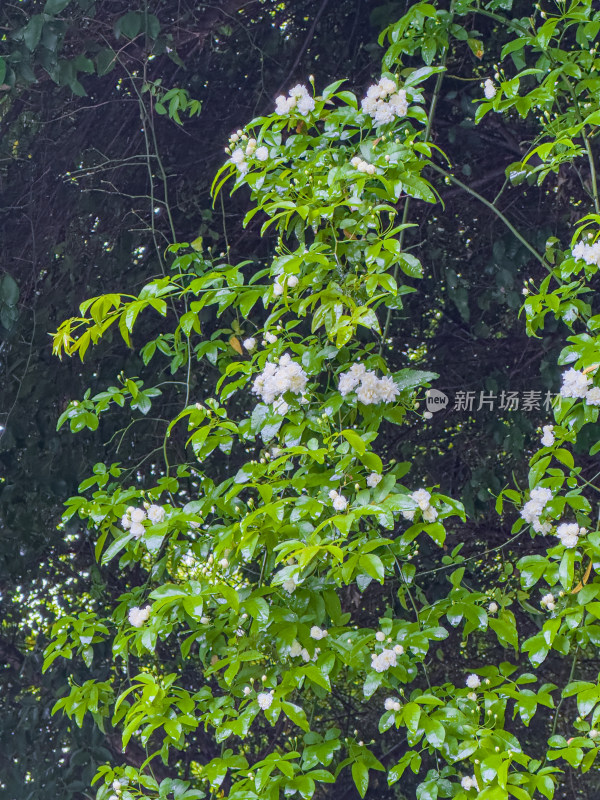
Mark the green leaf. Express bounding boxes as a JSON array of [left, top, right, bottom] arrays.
[[23, 16, 45, 51], [114, 11, 142, 40], [351, 761, 369, 799], [96, 48, 116, 76], [1, 274, 19, 307], [281, 701, 309, 732], [341, 429, 366, 455], [44, 0, 71, 13]]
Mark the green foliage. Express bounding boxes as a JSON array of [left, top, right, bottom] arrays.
[[8, 0, 600, 798]]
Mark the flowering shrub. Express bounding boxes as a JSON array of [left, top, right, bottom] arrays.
[[45, 1, 600, 799]]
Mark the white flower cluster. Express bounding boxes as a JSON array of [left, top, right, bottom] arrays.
[[367, 472, 382, 488], [252, 353, 308, 406], [243, 336, 256, 352], [556, 521, 586, 549], [384, 696, 401, 712], [541, 593, 555, 611], [361, 76, 408, 126], [229, 133, 269, 175], [520, 486, 552, 534], [350, 156, 376, 175], [128, 605, 151, 627], [483, 78, 496, 99], [290, 640, 311, 662], [465, 674, 481, 689], [338, 364, 399, 405], [275, 84, 315, 116], [572, 239, 600, 267], [310, 626, 328, 640], [541, 424, 555, 447], [273, 274, 299, 296], [371, 647, 400, 673], [560, 368, 600, 405], [560, 368, 591, 400], [122, 504, 165, 539], [329, 489, 348, 512], [257, 690, 274, 710], [401, 488, 438, 523], [461, 775, 479, 792]]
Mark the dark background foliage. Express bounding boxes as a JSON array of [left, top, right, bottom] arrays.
[[0, 1, 595, 797]]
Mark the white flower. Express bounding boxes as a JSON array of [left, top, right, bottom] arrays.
[[411, 489, 431, 510], [393, 644, 404, 654], [230, 148, 245, 165], [255, 145, 269, 161], [377, 376, 400, 403], [121, 513, 132, 529], [384, 697, 401, 711], [541, 593, 554, 609], [275, 83, 314, 116], [375, 631, 385, 642], [587, 386, 600, 405], [287, 274, 299, 288], [273, 278, 284, 296], [301, 648, 310, 662], [532, 519, 552, 534], [310, 626, 327, 640], [265, 331, 277, 344], [379, 77, 397, 96], [589, 729, 599, 739], [521, 486, 552, 527], [361, 78, 407, 126], [367, 472, 382, 488], [389, 91, 408, 116], [282, 578, 297, 593], [331, 492, 348, 512], [541, 425, 555, 447], [243, 337, 256, 352], [483, 78, 496, 99], [290, 640, 303, 658], [401, 508, 415, 522], [147, 504, 165, 524], [465, 674, 481, 689], [243, 686, 252, 696], [560, 368, 590, 399], [488, 602, 499, 614], [572, 239, 600, 267], [422, 505, 438, 523], [257, 691, 274, 710], [338, 363, 367, 396], [467, 691, 477, 702], [252, 357, 307, 405], [371, 648, 397, 672], [275, 95, 294, 114], [556, 521, 582, 548], [338, 365, 399, 405], [461, 775, 479, 791], [128, 605, 151, 627], [130, 507, 146, 524], [130, 521, 145, 539]]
